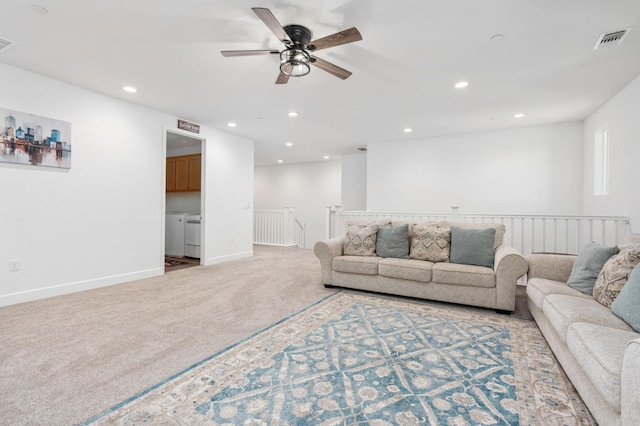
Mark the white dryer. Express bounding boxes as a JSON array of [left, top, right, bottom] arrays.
[[185, 214, 201, 258], [165, 213, 189, 257]]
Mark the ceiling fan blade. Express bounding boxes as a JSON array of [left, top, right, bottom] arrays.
[[276, 72, 290, 85], [252, 7, 292, 44], [310, 56, 352, 80], [306, 27, 362, 51], [221, 50, 279, 57]]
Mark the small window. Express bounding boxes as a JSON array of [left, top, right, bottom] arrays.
[[594, 128, 609, 195]]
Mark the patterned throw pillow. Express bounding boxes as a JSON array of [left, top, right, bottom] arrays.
[[592, 244, 640, 307], [410, 225, 450, 262], [344, 225, 379, 256]]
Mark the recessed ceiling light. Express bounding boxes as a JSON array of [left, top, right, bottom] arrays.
[[30, 5, 48, 15], [288, 112, 298, 117], [277, 159, 284, 163], [513, 113, 525, 118], [454, 81, 469, 89], [403, 128, 413, 133], [123, 86, 137, 93], [227, 122, 237, 127], [285, 142, 293, 147], [490, 34, 504, 42], [324, 155, 330, 159]]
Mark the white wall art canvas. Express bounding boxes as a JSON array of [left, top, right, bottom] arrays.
[[1, 108, 71, 169]]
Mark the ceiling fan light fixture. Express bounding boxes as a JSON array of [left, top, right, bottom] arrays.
[[280, 47, 310, 77]]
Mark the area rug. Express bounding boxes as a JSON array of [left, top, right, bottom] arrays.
[[164, 258, 194, 267], [83, 291, 595, 425]]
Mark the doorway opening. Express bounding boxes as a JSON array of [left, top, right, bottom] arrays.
[[164, 129, 204, 273]]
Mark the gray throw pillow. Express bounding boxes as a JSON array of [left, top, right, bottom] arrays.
[[376, 224, 410, 259], [611, 264, 640, 332], [449, 226, 496, 268], [567, 242, 619, 295]]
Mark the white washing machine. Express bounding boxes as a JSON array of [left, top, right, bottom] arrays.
[[185, 214, 201, 258], [165, 213, 190, 257]]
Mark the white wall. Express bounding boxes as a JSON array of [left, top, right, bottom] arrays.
[[0, 63, 253, 306], [583, 74, 640, 233], [341, 153, 367, 211], [166, 193, 201, 215], [367, 123, 584, 215], [203, 131, 254, 263], [254, 160, 341, 248]]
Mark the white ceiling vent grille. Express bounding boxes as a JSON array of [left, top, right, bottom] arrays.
[[0, 37, 17, 54], [594, 27, 632, 50]]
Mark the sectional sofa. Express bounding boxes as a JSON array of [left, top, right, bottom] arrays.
[[526, 234, 640, 426]]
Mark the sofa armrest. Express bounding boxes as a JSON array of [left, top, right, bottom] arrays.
[[622, 337, 640, 425], [493, 245, 529, 311], [314, 237, 344, 285], [527, 252, 576, 282]]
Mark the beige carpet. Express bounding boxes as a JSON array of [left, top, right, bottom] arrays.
[[0, 246, 532, 426]]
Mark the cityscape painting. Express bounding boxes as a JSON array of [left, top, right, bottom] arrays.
[[1, 107, 71, 169]]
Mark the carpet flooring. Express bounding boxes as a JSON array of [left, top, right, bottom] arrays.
[[1, 245, 553, 426]]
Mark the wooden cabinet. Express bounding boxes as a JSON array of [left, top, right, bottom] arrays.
[[166, 157, 176, 191], [188, 155, 201, 191], [166, 153, 201, 192]]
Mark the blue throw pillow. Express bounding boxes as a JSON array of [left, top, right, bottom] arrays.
[[611, 264, 640, 332], [449, 226, 496, 268], [567, 242, 619, 295], [376, 224, 410, 259]]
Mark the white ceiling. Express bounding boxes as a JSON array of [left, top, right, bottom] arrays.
[[1, 1, 639, 166]]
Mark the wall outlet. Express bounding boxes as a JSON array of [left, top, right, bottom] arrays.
[[9, 259, 20, 272]]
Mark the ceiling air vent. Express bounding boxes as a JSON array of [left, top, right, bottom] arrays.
[[357, 147, 367, 152], [0, 37, 17, 54], [594, 27, 632, 50]]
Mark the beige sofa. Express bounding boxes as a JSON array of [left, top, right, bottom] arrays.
[[314, 221, 528, 312], [527, 241, 640, 426]]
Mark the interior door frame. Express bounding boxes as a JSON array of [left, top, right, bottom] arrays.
[[163, 127, 205, 268]]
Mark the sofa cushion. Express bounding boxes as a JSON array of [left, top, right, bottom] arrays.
[[379, 258, 433, 283], [542, 294, 633, 343], [438, 221, 506, 249], [392, 220, 438, 236], [449, 226, 496, 268], [409, 225, 450, 262], [344, 219, 392, 229], [567, 242, 619, 295], [343, 225, 379, 256], [567, 322, 639, 411], [332, 256, 380, 275], [526, 277, 590, 312], [527, 252, 577, 283], [376, 224, 410, 259], [432, 262, 495, 288], [611, 264, 640, 332], [593, 243, 640, 307], [618, 232, 640, 250]]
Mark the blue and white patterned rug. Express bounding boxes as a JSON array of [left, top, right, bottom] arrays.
[[84, 292, 594, 425]]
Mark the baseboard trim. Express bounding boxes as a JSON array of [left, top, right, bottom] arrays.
[[205, 250, 253, 266], [0, 268, 163, 307]]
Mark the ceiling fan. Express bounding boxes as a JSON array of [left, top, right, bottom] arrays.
[[221, 7, 362, 84]]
